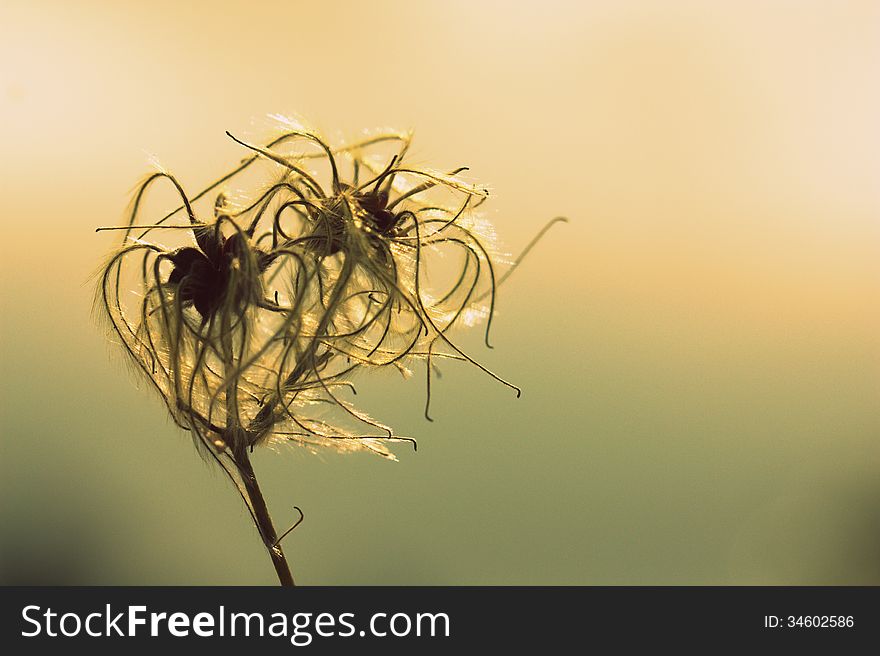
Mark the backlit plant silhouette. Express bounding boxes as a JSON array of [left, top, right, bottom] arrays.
[[96, 117, 564, 585]]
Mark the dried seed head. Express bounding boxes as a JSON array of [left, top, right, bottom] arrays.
[[94, 119, 564, 587], [96, 170, 400, 462], [97, 118, 562, 465]]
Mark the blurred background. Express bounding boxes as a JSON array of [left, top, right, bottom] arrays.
[[1, 0, 878, 584]]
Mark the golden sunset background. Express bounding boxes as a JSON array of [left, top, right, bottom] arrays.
[[1, 0, 878, 584]]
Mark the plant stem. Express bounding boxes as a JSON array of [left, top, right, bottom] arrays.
[[236, 447, 296, 587], [217, 308, 295, 587]]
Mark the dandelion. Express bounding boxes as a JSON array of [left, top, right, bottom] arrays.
[[95, 118, 564, 585]]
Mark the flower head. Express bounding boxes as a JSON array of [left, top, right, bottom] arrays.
[[223, 120, 522, 409], [97, 118, 550, 465], [97, 169, 400, 464]]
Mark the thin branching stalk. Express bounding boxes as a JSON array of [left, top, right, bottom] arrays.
[[219, 300, 295, 586], [234, 447, 295, 587]]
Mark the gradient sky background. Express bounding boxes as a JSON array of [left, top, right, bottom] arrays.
[[1, 0, 878, 584]]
